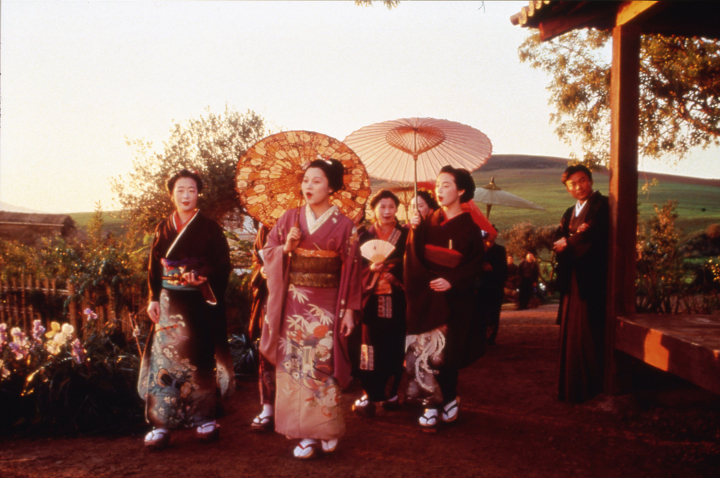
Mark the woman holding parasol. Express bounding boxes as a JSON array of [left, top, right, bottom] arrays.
[[404, 165, 485, 432], [352, 190, 408, 417], [258, 157, 363, 459], [139, 169, 234, 450]]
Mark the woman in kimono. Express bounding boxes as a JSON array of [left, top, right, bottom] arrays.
[[352, 190, 408, 417], [259, 158, 362, 459], [139, 169, 234, 450], [248, 224, 277, 430], [409, 189, 439, 221], [404, 165, 485, 432]]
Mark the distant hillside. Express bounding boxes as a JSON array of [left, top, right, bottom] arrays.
[[481, 154, 568, 171], [69, 210, 129, 237], [0, 201, 45, 213], [486, 154, 720, 187]]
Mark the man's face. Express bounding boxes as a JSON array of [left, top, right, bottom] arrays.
[[565, 171, 593, 202]]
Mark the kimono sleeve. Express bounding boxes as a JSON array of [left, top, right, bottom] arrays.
[[341, 223, 363, 313], [566, 197, 610, 256], [147, 222, 165, 302]]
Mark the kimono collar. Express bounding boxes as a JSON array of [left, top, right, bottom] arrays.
[[574, 190, 597, 217], [372, 221, 397, 241], [305, 204, 338, 235], [167, 210, 200, 257], [173, 209, 199, 234]]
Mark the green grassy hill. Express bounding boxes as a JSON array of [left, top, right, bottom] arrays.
[[373, 154, 720, 238], [69, 210, 130, 237]]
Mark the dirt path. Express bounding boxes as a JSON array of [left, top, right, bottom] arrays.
[[2, 305, 719, 477]]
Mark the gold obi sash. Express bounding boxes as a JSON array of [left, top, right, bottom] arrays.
[[289, 248, 342, 288]]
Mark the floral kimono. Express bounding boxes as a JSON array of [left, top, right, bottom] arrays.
[[260, 205, 362, 440], [138, 210, 234, 429]]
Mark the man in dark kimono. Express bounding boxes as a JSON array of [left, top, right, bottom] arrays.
[[478, 233, 508, 345], [553, 164, 609, 404]]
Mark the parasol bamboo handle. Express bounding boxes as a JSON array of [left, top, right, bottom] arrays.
[[413, 153, 419, 212]]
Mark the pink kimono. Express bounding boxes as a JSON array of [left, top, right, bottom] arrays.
[[259, 205, 362, 440]]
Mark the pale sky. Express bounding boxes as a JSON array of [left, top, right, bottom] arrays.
[[2, 1, 718, 214]]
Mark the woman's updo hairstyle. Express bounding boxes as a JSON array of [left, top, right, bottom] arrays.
[[306, 158, 345, 193], [167, 169, 204, 194], [370, 189, 400, 209], [415, 189, 439, 211], [439, 165, 476, 204]]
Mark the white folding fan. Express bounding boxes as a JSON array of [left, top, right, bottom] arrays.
[[361, 239, 395, 263]]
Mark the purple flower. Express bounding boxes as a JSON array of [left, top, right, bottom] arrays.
[[8, 342, 26, 360], [31, 320, 46, 343], [70, 339, 85, 364], [0, 323, 7, 349], [11, 328, 28, 349], [84, 308, 98, 321]]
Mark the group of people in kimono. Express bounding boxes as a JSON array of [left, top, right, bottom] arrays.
[[138, 160, 609, 459]]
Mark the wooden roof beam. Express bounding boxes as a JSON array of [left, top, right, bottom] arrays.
[[616, 1, 661, 27]]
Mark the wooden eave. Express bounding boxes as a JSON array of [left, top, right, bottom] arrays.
[[511, 1, 720, 42]]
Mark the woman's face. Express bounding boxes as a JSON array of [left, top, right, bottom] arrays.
[[374, 198, 397, 226], [436, 172, 464, 208], [172, 177, 199, 214], [302, 167, 332, 206], [411, 195, 431, 218]]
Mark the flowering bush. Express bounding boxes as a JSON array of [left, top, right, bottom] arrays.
[[0, 313, 144, 436]]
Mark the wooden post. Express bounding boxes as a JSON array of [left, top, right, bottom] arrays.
[[27, 275, 35, 329], [67, 281, 79, 338], [106, 285, 115, 321], [0, 278, 4, 323], [21, 271, 27, 331], [605, 24, 641, 394], [12, 277, 20, 327], [43, 277, 50, 326]]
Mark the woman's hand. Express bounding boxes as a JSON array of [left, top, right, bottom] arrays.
[[182, 271, 207, 286], [340, 309, 355, 337], [260, 266, 267, 279], [147, 301, 160, 324], [369, 260, 386, 272], [283, 226, 302, 253], [410, 212, 421, 229], [429, 278, 451, 292]]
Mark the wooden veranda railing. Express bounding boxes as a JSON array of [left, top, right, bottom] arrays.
[[0, 273, 145, 339]]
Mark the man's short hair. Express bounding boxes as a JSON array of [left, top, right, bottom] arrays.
[[561, 164, 593, 185]]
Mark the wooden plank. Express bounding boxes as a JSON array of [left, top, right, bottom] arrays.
[[616, 1, 659, 26], [616, 315, 720, 396], [67, 281, 78, 338], [605, 24, 641, 394]]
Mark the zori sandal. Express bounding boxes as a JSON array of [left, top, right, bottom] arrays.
[[251, 413, 274, 431], [195, 421, 220, 443], [293, 438, 319, 460], [352, 394, 376, 417], [419, 408, 439, 433], [441, 397, 460, 423], [321, 438, 338, 454], [144, 428, 170, 450]]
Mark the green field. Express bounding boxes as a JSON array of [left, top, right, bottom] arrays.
[[468, 168, 720, 237], [69, 210, 130, 237]]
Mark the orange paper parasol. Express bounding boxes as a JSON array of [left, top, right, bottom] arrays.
[[236, 131, 371, 228]]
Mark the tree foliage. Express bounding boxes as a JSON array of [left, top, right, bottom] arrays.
[[112, 108, 270, 233], [518, 30, 720, 168]]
